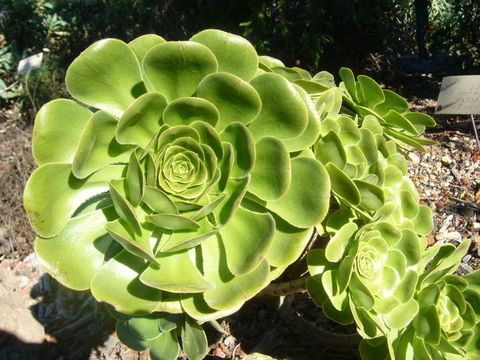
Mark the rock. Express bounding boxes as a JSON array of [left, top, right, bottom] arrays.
[[408, 153, 420, 163], [460, 263, 474, 274], [0, 257, 45, 344], [441, 155, 452, 164], [444, 231, 462, 242]]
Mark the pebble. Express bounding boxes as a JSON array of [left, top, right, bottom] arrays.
[[439, 215, 453, 233], [460, 263, 474, 274], [441, 155, 453, 164], [444, 231, 462, 242], [408, 153, 420, 163]]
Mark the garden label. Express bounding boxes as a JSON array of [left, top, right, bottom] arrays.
[[435, 75, 480, 115]]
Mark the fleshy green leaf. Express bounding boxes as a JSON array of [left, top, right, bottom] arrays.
[[357, 75, 385, 108], [191, 121, 224, 160], [314, 130, 347, 169], [143, 186, 178, 214], [146, 214, 200, 231], [163, 97, 219, 127], [394, 269, 418, 303], [293, 79, 329, 94], [249, 73, 308, 140], [213, 176, 249, 225], [339, 67, 357, 101], [265, 215, 313, 267], [197, 72, 261, 132], [180, 293, 242, 322], [128, 316, 161, 340], [105, 219, 157, 263], [150, 330, 180, 360], [126, 152, 145, 206], [66, 39, 143, 117], [90, 250, 162, 315], [201, 234, 270, 310], [219, 207, 274, 276], [272, 66, 304, 81], [383, 298, 419, 329], [325, 163, 361, 206], [358, 128, 378, 165], [33, 99, 92, 165], [325, 222, 358, 263], [161, 216, 219, 252], [282, 85, 322, 152], [374, 89, 409, 115], [249, 136, 291, 201], [412, 205, 434, 235], [383, 110, 419, 135], [355, 180, 385, 211], [24, 163, 124, 238], [143, 41, 218, 101], [190, 29, 258, 81], [128, 34, 166, 62], [116, 92, 167, 147], [109, 179, 141, 234], [267, 157, 330, 228], [72, 111, 133, 179], [349, 273, 374, 310], [35, 208, 114, 290], [404, 112, 436, 127], [220, 122, 255, 178], [181, 316, 209, 360], [140, 249, 214, 292], [116, 321, 151, 351]]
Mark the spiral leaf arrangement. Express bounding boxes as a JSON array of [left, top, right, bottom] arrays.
[[24, 29, 331, 358]]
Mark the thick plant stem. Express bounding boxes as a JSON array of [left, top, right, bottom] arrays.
[[260, 276, 309, 296], [279, 296, 361, 351]]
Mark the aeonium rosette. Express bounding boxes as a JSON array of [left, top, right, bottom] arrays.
[[307, 219, 432, 343], [359, 240, 480, 360], [24, 29, 331, 330]]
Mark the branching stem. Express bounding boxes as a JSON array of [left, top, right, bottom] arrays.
[[260, 275, 309, 296]]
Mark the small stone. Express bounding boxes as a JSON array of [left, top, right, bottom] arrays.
[[462, 254, 472, 263], [408, 153, 420, 163], [444, 232, 461, 242], [439, 215, 453, 233], [441, 155, 453, 164], [460, 263, 474, 274]]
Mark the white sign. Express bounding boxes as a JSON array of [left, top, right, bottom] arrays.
[[17, 53, 43, 76], [435, 75, 480, 115]]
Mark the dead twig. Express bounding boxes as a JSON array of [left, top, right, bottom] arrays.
[[260, 276, 308, 296], [449, 197, 480, 211]]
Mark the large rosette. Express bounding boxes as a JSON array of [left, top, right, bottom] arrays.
[[24, 30, 330, 331]]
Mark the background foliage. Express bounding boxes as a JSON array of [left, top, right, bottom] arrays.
[[0, 0, 479, 121]]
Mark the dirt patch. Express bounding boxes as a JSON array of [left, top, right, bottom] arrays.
[[0, 110, 36, 259]]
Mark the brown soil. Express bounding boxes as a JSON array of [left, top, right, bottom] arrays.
[[0, 109, 36, 260]]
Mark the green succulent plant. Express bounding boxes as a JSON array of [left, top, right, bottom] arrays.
[[307, 219, 431, 335], [23, 29, 332, 358], [23, 27, 473, 360], [338, 67, 437, 151], [358, 240, 480, 360]]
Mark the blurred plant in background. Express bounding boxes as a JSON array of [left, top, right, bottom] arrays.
[[0, 0, 68, 120]]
